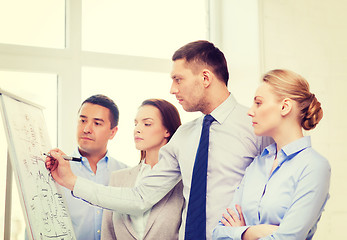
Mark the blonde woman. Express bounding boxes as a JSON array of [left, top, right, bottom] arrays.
[[213, 69, 330, 240]]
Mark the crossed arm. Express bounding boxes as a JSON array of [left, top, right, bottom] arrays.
[[219, 204, 278, 240], [213, 156, 330, 240]]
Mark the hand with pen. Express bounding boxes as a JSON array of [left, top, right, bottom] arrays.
[[45, 148, 77, 191]]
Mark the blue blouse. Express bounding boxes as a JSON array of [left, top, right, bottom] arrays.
[[212, 136, 330, 240]]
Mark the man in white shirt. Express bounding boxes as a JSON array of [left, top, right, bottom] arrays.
[[46, 41, 271, 240]]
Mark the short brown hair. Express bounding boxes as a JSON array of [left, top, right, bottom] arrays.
[[172, 40, 229, 86], [79, 94, 119, 129]]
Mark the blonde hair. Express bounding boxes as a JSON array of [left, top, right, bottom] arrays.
[[262, 69, 323, 130]]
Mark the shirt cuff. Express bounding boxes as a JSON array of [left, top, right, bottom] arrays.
[[212, 225, 249, 240], [72, 176, 96, 205], [236, 226, 250, 239]]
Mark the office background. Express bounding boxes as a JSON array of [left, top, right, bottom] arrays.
[[0, 0, 345, 239]]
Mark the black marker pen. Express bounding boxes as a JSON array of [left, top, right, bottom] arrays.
[[43, 152, 82, 162]]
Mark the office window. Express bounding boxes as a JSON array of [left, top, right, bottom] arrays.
[[0, 1, 209, 238], [0, 0, 65, 48], [0, 71, 57, 239], [82, 67, 200, 166], [82, 0, 208, 58]]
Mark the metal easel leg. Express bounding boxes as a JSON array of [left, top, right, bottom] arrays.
[[4, 150, 13, 240]]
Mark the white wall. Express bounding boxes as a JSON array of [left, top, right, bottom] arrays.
[[261, 1, 347, 239], [218, 0, 347, 239], [216, 0, 262, 107]]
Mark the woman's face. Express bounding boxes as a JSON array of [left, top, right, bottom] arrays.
[[248, 82, 283, 137], [134, 105, 170, 152]]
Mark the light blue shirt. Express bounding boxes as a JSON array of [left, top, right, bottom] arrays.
[[212, 136, 331, 240], [64, 149, 127, 240], [73, 94, 272, 240]]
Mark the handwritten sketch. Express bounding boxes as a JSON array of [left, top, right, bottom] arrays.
[[0, 93, 75, 240]]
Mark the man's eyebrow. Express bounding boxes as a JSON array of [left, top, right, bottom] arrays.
[[93, 118, 105, 122], [79, 115, 105, 122], [171, 74, 182, 80]]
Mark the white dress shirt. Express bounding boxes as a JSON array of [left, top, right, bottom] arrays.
[[73, 94, 272, 240]]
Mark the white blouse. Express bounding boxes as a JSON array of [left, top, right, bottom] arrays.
[[130, 160, 152, 240]]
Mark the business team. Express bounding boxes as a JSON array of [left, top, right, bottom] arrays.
[[45, 40, 330, 240]]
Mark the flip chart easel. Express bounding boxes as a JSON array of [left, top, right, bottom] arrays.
[[0, 89, 76, 240]]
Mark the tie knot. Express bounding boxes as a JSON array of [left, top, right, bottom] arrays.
[[203, 114, 215, 126]]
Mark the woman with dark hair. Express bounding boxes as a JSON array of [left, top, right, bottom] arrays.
[[101, 99, 184, 240], [213, 69, 331, 240]]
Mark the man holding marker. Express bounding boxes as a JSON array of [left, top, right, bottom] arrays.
[[50, 94, 127, 240], [46, 41, 271, 240]]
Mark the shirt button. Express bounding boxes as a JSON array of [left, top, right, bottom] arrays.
[[97, 230, 101, 234], [97, 210, 100, 214]]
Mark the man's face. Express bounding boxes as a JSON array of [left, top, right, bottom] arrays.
[[76, 103, 117, 157], [170, 59, 206, 112]]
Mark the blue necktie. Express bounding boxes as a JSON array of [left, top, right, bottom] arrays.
[[185, 114, 215, 240]]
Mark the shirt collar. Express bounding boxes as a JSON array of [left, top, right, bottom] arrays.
[[261, 136, 312, 163], [261, 143, 276, 158], [73, 148, 110, 167], [281, 135, 311, 157], [208, 93, 237, 124], [139, 159, 152, 175]]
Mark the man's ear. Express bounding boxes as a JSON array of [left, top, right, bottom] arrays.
[[109, 126, 118, 140], [202, 69, 212, 87], [281, 98, 293, 117]]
